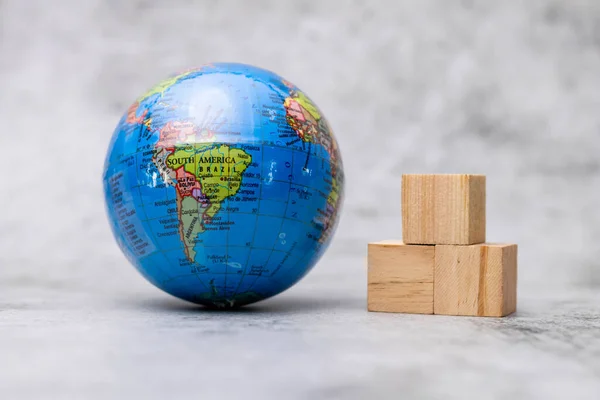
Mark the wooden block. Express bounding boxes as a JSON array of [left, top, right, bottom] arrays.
[[367, 241, 434, 314], [434, 243, 517, 317], [402, 174, 486, 245]]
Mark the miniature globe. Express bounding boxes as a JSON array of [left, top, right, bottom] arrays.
[[102, 63, 344, 308]]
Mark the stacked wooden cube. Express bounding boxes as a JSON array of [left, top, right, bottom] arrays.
[[367, 174, 517, 317]]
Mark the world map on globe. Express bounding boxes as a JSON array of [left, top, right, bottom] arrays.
[[103, 63, 344, 308]]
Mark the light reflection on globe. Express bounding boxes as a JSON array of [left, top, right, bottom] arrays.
[[102, 63, 344, 308]]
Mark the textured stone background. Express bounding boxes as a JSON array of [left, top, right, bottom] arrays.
[[1, 1, 600, 399]]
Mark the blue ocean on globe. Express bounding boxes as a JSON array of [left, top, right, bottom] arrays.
[[102, 63, 345, 308]]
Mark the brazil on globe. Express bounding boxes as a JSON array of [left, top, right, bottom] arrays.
[[102, 62, 345, 308]]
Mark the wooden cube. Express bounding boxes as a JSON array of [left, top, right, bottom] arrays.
[[434, 243, 517, 317], [367, 241, 434, 314], [402, 174, 486, 245]]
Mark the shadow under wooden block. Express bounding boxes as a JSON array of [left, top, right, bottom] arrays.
[[402, 174, 486, 245], [434, 243, 517, 317], [367, 241, 434, 314]]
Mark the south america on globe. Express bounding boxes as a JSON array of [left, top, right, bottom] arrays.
[[102, 63, 345, 308]]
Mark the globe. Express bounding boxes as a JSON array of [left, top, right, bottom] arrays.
[[102, 62, 345, 308]]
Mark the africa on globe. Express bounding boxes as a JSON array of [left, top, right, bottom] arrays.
[[102, 63, 345, 308]]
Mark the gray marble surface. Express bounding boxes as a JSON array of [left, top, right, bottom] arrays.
[[2, 284, 600, 399], [2, 0, 600, 398]]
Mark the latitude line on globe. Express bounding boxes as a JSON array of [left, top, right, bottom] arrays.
[[161, 270, 294, 283], [134, 243, 306, 258], [138, 206, 322, 226], [137, 209, 318, 224], [112, 141, 331, 170]]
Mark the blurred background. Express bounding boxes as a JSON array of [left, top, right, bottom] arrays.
[[1, 0, 599, 398], [2, 0, 599, 293]]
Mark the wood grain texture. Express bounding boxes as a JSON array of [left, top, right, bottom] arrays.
[[434, 243, 517, 317], [367, 241, 434, 314], [402, 174, 486, 245]]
